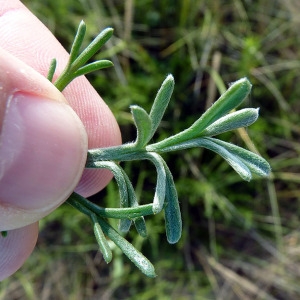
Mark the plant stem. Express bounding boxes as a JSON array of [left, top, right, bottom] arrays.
[[66, 192, 154, 219]]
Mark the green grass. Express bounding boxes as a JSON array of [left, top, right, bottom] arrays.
[[2, 0, 300, 299]]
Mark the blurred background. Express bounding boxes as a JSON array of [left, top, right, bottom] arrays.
[[2, 0, 300, 299]]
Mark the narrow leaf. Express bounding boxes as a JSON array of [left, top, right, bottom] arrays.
[[66, 193, 153, 275], [92, 161, 132, 232], [130, 105, 152, 148], [149, 74, 175, 138], [91, 214, 112, 263], [154, 138, 252, 181], [93, 161, 128, 208], [47, 58, 57, 82], [119, 218, 132, 233], [143, 153, 166, 214], [72, 27, 114, 70], [201, 108, 259, 137], [147, 77, 252, 152], [189, 77, 252, 133], [133, 217, 148, 238], [119, 168, 148, 236], [209, 138, 271, 177], [199, 138, 252, 181], [163, 163, 182, 244], [69, 20, 87, 65], [74, 60, 113, 77], [98, 217, 157, 277]]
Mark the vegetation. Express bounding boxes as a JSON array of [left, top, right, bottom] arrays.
[[2, 0, 300, 299]]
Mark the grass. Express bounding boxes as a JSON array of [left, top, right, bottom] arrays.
[[2, 0, 300, 299]]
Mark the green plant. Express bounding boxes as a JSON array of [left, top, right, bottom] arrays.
[[2, 21, 271, 278]]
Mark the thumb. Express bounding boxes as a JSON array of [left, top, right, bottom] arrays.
[[0, 48, 88, 230]]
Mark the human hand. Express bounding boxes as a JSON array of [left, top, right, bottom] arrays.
[[0, 0, 121, 281]]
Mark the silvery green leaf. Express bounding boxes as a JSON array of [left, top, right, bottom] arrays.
[[201, 108, 259, 137], [190, 77, 252, 132], [134, 217, 148, 238], [154, 138, 252, 181], [163, 162, 182, 244], [120, 167, 139, 208], [119, 168, 148, 236], [209, 138, 271, 177], [147, 78, 252, 152], [91, 213, 112, 263], [93, 161, 128, 208], [119, 218, 132, 233], [92, 161, 132, 233], [198, 138, 252, 181], [130, 105, 153, 148], [149, 74, 174, 138], [98, 217, 156, 277], [143, 153, 167, 214]]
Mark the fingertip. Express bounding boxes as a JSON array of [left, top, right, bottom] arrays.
[[0, 222, 38, 281]]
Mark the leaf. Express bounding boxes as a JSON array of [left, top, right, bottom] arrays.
[[143, 153, 167, 214], [134, 217, 148, 238], [149, 74, 175, 138], [166, 137, 270, 180], [47, 58, 57, 82], [119, 168, 148, 236], [92, 161, 132, 233], [53, 25, 113, 91], [190, 77, 252, 133], [209, 138, 271, 177], [155, 138, 252, 181], [198, 138, 252, 181], [74, 60, 113, 77], [92, 161, 129, 208], [91, 213, 112, 263], [72, 27, 114, 70], [130, 105, 153, 148], [201, 108, 259, 137], [98, 217, 157, 278], [119, 219, 132, 233], [163, 163, 182, 244], [147, 78, 252, 152], [68, 20, 86, 65]]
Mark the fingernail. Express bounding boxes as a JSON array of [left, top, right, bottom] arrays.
[[0, 92, 87, 223]]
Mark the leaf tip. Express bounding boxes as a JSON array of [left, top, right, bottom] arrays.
[[167, 233, 181, 244], [259, 161, 272, 177], [233, 77, 252, 88], [229, 77, 252, 101], [105, 27, 114, 35], [166, 73, 174, 82]]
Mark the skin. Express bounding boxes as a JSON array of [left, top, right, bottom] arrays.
[[0, 1, 122, 280]]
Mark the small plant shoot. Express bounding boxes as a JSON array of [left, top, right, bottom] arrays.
[[47, 21, 271, 277]]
